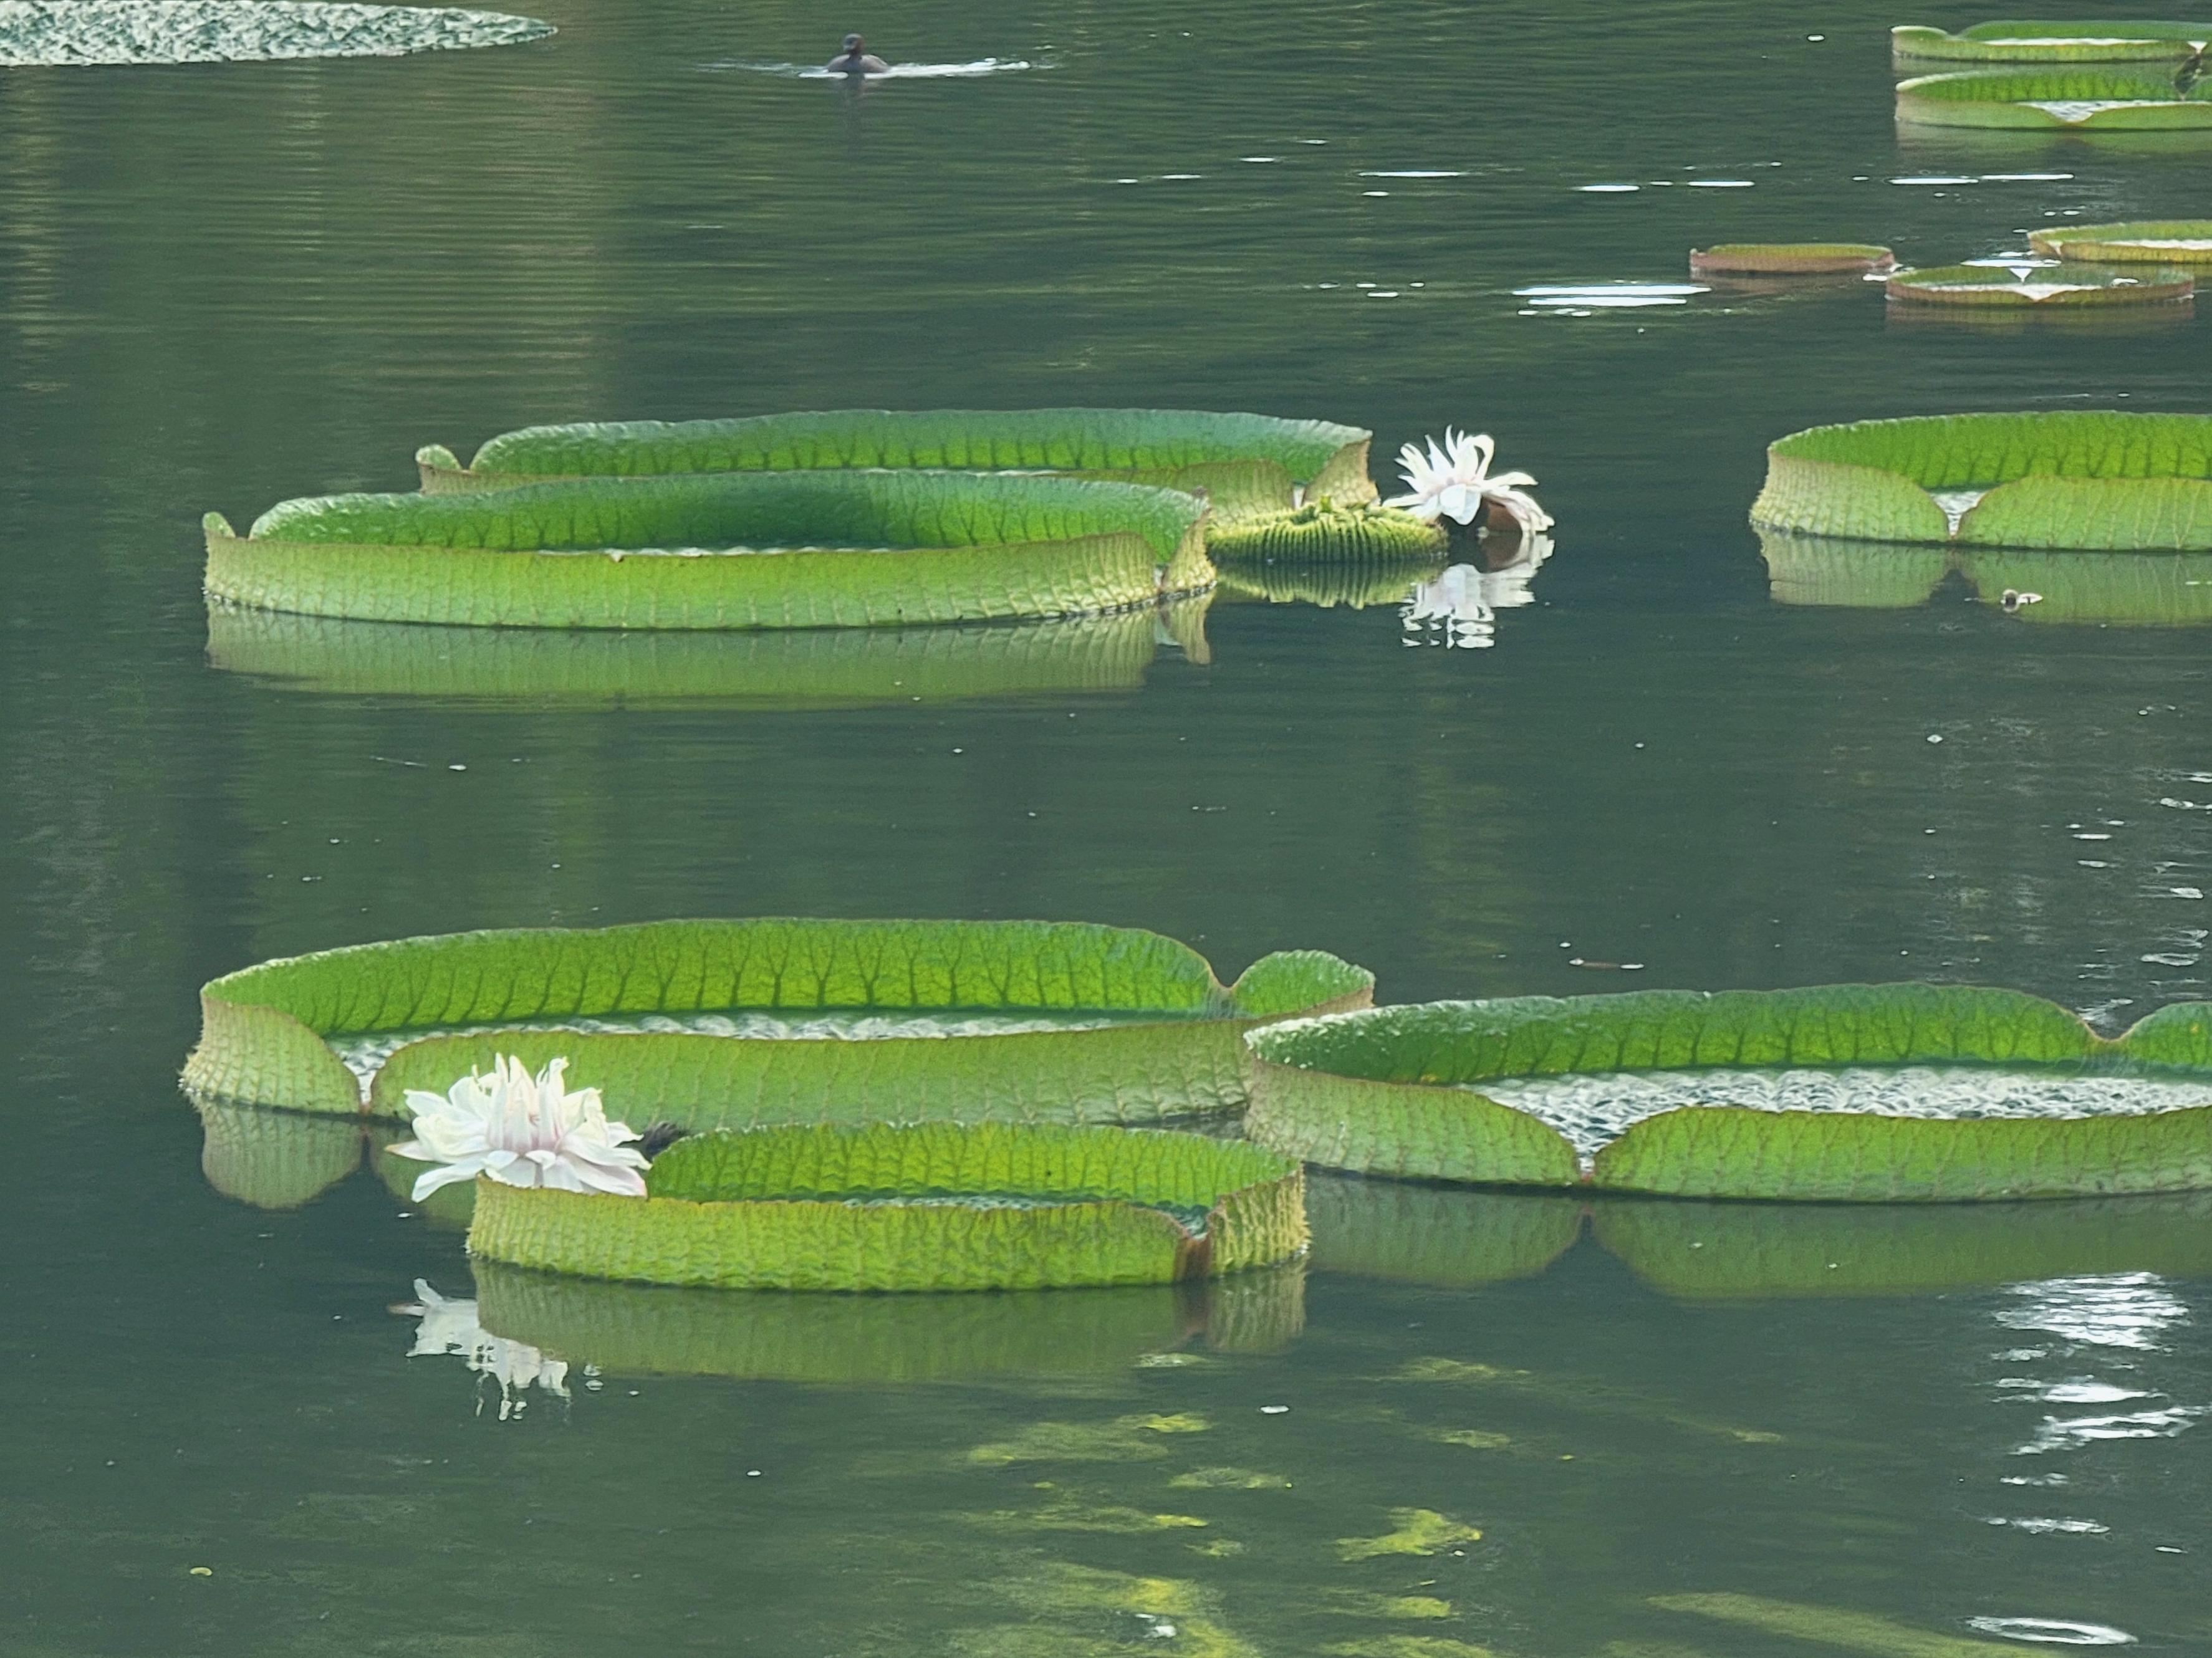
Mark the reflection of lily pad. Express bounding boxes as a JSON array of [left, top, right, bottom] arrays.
[[1956, 547, 2212, 624], [470, 1122, 1308, 1291], [1246, 985, 2212, 1200], [195, 1099, 364, 1209], [0, 0, 552, 65], [1689, 243, 1894, 276], [1305, 1173, 1586, 1287], [1893, 21, 2208, 65], [1897, 67, 2212, 127], [2031, 217, 2212, 262], [1758, 530, 1952, 608], [1216, 560, 1442, 609], [204, 600, 1186, 707], [185, 918, 1373, 1126], [1595, 1189, 2212, 1296], [1887, 261, 2193, 305], [475, 1258, 1302, 1381], [418, 408, 1377, 523], [205, 469, 1212, 630], [1751, 412, 2212, 550]]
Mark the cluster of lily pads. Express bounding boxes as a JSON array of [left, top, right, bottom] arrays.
[[185, 919, 2212, 1306], [206, 410, 1556, 636], [1892, 19, 2212, 129]]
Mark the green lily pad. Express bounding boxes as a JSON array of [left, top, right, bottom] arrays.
[[2031, 216, 2212, 262], [1689, 244, 1895, 276], [1750, 411, 2212, 550], [0, 0, 552, 65], [1897, 66, 2212, 127], [203, 599, 1188, 707], [416, 408, 1377, 524], [1892, 21, 2210, 65], [467, 1122, 1307, 1291], [1887, 260, 2193, 305], [183, 918, 1373, 1125], [1204, 501, 1446, 564], [204, 469, 1212, 630], [1244, 985, 2212, 1200]]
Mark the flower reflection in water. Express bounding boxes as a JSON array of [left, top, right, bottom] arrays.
[[395, 1279, 590, 1419], [1400, 535, 1553, 649]]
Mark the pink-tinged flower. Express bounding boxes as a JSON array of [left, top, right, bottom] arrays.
[[390, 1055, 648, 1202], [1387, 429, 1554, 535]]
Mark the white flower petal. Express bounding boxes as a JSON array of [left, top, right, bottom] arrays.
[[410, 1158, 489, 1202]]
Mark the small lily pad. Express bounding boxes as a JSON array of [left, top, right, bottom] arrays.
[[1689, 243, 1895, 276], [2032, 217, 2212, 262], [1897, 67, 2212, 128], [1887, 260, 2193, 305]]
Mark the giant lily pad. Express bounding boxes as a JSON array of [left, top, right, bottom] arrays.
[[1887, 260, 2193, 306], [1244, 986, 2212, 1201], [204, 470, 1213, 630], [1896, 66, 2212, 127], [203, 598, 1198, 706], [471, 1257, 1304, 1381], [1203, 500, 1445, 563], [0, 0, 551, 64], [2031, 217, 2212, 262], [1892, 21, 2210, 65], [1688, 244, 1895, 276], [466, 1121, 1307, 1291], [417, 409, 1378, 523], [183, 918, 1374, 1126], [1749, 411, 2212, 550]]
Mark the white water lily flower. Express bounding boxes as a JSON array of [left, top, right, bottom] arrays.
[[390, 1054, 648, 1202], [1387, 428, 1554, 535], [396, 1280, 580, 1415]]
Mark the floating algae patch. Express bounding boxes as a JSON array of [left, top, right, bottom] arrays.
[[1749, 412, 2212, 551], [203, 601, 1175, 707], [1246, 985, 2212, 1199], [2032, 218, 2212, 263], [418, 408, 1377, 524], [1690, 243, 1895, 276], [1335, 1508, 1483, 1561], [1475, 1065, 2212, 1163], [1168, 1466, 1295, 1490], [1893, 21, 2210, 65], [0, 1, 551, 64], [968, 1412, 1213, 1465], [207, 469, 1214, 631], [1423, 1428, 1513, 1450], [1897, 67, 2212, 128], [1887, 261, 2193, 307], [958, 1495, 1209, 1535], [1317, 1593, 1458, 1621], [468, 1122, 1307, 1292], [1320, 1641, 1499, 1658], [1593, 1188, 2212, 1298], [973, 1563, 1258, 1658], [186, 918, 1373, 1128], [1655, 1593, 2054, 1657]]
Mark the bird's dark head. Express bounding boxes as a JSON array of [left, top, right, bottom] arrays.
[[841, 32, 864, 52]]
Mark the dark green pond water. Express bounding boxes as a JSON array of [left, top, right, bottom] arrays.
[[5, 0, 2209, 1651]]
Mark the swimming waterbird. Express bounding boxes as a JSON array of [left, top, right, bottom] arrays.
[[827, 32, 888, 73]]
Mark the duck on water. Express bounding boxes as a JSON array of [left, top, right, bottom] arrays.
[[826, 32, 888, 73]]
